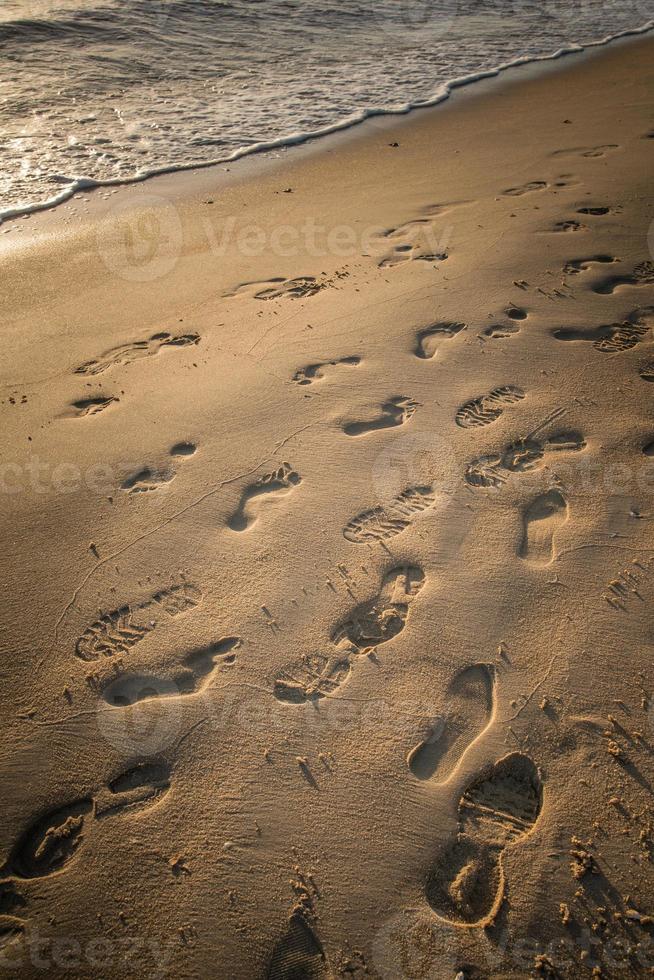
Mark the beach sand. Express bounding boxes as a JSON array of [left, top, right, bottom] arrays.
[[1, 34, 654, 980]]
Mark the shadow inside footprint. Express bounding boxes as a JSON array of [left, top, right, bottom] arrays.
[[426, 753, 542, 926], [228, 463, 301, 531], [121, 466, 175, 493], [102, 637, 240, 706], [272, 565, 425, 704], [332, 565, 425, 652], [343, 396, 418, 436], [519, 489, 568, 566], [415, 322, 466, 359], [593, 260, 654, 296], [4, 762, 171, 879], [408, 664, 495, 783]]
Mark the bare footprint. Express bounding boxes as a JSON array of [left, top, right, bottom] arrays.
[[425, 753, 543, 926], [343, 485, 435, 543], [593, 260, 654, 295], [228, 463, 301, 532], [170, 441, 197, 457], [292, 356, 360, 385], [343, 396, 418, 436], [121, 466, 176, 493], [550, 219, 587, 233], [407, 664, 495, 784], [455, 386, 525, 429], [562, 255, 618, 275], [553, 308, 652, 352], [101, 637, 240, 706], [226, 276, 330, 301], [75, 332, 199, 376], [502, 181, 548, 197], [376, 201, 466, 267], [465, 432, 585, 490], [64, 395, 118, 418], [576, 205, 621, 216], [415, 322, 466, 359], [273, 565, 425, 703], [519, 489, 568, 566], [480, 322, 520, 340], [267, 911, 328, 979], [2, 763, 171, 880], [551, 144, 619, 159]]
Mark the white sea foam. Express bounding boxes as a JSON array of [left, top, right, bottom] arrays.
[[0, 0, 651, 224]]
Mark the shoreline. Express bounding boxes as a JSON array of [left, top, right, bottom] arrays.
[[1, 19, 653, 230]]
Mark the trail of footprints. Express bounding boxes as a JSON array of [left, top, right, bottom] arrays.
[[30, 176, 654, 966]]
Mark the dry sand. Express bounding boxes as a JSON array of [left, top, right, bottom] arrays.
[[1, 34, 654, 980]]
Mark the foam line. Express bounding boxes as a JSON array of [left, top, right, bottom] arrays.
[[1, 19, 652, 226]]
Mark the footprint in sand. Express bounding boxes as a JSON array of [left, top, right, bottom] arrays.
[[226, 276, 333, 301], [465, 431, 585, 490], [407, 664, 495, 784], [519, 489, 568, 566], [1, 763, 171, 881], [550, 219, 587, 233], [343, 486, 435, 543], [425, 753, 543, 926], [75, 332, 199, 377], [101, 637, 240, 706], [75, 582, 203, 662], [343, 396, 418, 436], [170, 441, 197, 457], [267, 911, 328, 980], [272, 565, 425, 703], [480, 322, 520, 340], [121, 442, 196, 494], [292, 356, 360, 385], [593, 260, 654, 295], [562, 255, 618, 276], [376, 201, 468, 268], [553, 307, 652, 352], [455, 386, 525, 429], [576, 205, 621, 216], [415, 322, 466, 359], [64, 394, 119, 418], [121, 465, 176, 493], [502, 181, 548, 197], [551, 144, 619, 159], [228, 462, 301, 532]]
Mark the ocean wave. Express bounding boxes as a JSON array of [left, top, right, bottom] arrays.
[[0, 0, 652, 223]]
